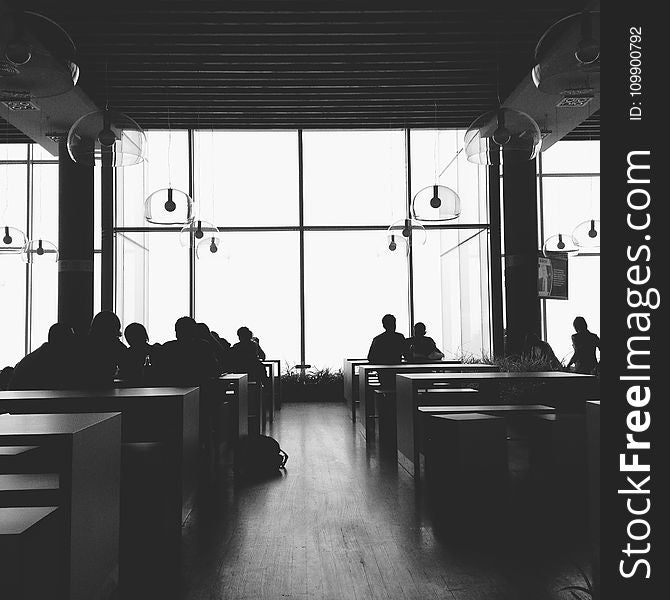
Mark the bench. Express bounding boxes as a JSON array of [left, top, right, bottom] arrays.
[[0, 473, 61, 507], [0, 506, 64, 600]]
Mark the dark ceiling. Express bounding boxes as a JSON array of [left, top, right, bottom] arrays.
[[2, 0, 599, 140]]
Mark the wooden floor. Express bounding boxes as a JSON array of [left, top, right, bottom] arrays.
[[172, 402, 591, 600]]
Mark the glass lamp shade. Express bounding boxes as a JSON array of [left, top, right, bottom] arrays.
[[0, 225, 28, 254], [532, 11, 600, 96], [464, 108, 542, 166], [0, 12, 79, 100], [144, 187, 194, 225], [179, 220, 219, 247], [195, 235, 223, 260], [387, 218, 427, 247], [411, 184, 460, 222], [67, 109, 147, 167], [22, 238, 58, 263], [385, 232, 409, 255], [572, 219, 600, 249], [542, 233, 579, 258]]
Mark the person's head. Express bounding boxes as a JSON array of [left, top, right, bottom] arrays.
[[382, 314, 396, 332], [195, 322, 211, 340], [413, 322, 426, 337], [175, 316, 197, 342], [89, 311, 121, 340], [237, 326, 253, 342], [48, 322, 75, 347], [573, 316, 588, 333], [0, 366, 14, 390], [124, 323, 149, 348]]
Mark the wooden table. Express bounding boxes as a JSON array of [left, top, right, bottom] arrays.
[[396, 371, 599, 477], [0, 388, 199, 529], [261, 362, 276, 422], [201, 375, 248, 470], [0, 412, 121, 600], [343, 358, 369, 421], [358, 363, 496, 439]]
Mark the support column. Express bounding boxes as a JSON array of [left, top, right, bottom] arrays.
[[488, 163, 504, 358], [502, 155, 541, 356], [58, 139, 94, 335]]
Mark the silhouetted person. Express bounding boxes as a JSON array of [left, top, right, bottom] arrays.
[[567, 317, 600, 374], [367, 314, 408, 388], [522, 332, 561, 370], [119, 323, 162, 384], [228, 326, 267, 383], [154, 316, 220, 384], [0, 366, 13, 390], [8, 323, 77, 390], [195, 322, 230, 372], [408, 322, 444, 361], [79, 311, 129, 388]]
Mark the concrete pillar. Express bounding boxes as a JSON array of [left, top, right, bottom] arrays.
[[502, 154, 541, 355], [57, 139, 94, 335]]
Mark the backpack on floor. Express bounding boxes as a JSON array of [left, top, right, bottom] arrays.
[[235, 434, 288, 476]]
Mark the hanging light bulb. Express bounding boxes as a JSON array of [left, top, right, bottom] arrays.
[[464, 108, 541, 166], [144, 187, 193, 225], [412, 184, 461, 222], [0, 225, 27, 254], [67, 108, 147, 167], [195, 235, 223, 260], [22, 238, 58, 263], [179, 220, 218, 247], [542, 233, 579, 257], [387, 218, 427, 248], [572, 219, 600, 249]]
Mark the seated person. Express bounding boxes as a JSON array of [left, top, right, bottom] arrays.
[[367, 314, 409, 388], [566, 317, 600, 374], [8, 323, 78, 390], [0, 366, 14, 390], [522, 332, 561, 370], [78, 311, 129, 388], [195, 322, 230, 372], [154, 316, 220, 385], [407, 322, 444, 361], [119, 322, 162, 384], [228, 326, 268, 384], [249, 330, 266, 361]]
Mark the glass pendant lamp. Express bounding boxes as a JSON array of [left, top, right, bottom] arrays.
[[464, 108, 542, 166], [572, 218, 600, 250], [22, 238, 58, 263], [542, 233, 579, 257], [67, 108, 147, 167], [179, 219, 219, 247], [0, 224, 27, 254]]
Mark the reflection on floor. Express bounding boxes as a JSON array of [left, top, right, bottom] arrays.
[[120, 402, 594, 599]]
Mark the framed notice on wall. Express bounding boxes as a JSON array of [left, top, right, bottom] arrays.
[[538, 253, 568, 299]]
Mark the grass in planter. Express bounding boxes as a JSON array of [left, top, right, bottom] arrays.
[[280, 365, 344, 402]]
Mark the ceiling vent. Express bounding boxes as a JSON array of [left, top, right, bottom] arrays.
[[2, 99, 40, 110]]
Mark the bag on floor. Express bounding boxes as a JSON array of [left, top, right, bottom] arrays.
[[235, 434, 288, 476]]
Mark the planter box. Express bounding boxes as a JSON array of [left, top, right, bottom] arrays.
[[280, 382, 344, 402]]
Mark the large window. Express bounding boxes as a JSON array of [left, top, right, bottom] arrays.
[[0, 144, 102, 369], [538, 141, 600, 362], [114, 129, 494, 369]]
